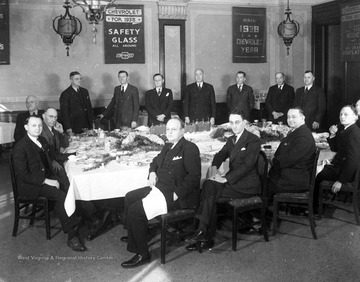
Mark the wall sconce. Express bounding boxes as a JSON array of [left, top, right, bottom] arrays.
[[53, 0, 82, 56], [72, 0, 116, 44], [277, 0, 300, 55]]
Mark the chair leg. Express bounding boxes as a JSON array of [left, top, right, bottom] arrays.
[[272, 199, 279, 236], [352, 192, 360, 226], [308, 205, 317, 239], [45, 202, 51, 240], [160, 218, 167, 264], [318, 187, 324, 220], [12, 205, 20, 237], [30, 204, 37, 225], [261, 203, 269, 242], [232, 207, 238, 251]]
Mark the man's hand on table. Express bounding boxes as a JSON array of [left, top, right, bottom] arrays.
[[44, 178, 60, 189], [332, 181, 342, 193], [157, 114, 165, 122], [210, 117, 215, 125], [52, 160, 63, 172], [131, 121, 137, 128], [148, 172, 158, 187], [185, 117, 190, 124]]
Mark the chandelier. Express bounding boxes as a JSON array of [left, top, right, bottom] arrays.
[[277, 0, 300, 55], [72, 0, 116, 44], [53, 0, 82, 56]]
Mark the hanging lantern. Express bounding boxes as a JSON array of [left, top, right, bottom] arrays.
[[53, 0, 82, 56], [72, 0, 116, 44], [277, 0, 300, 55]]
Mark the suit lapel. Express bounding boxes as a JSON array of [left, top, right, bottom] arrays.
[[229, 130, 248, 163]]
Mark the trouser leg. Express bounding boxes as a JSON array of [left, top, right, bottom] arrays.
[[314, 165, 340, 207], [39, 184, 79, 233]]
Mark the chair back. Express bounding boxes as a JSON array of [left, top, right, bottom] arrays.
[[9, 154, 19, 200], [256, 150, 269, 197], [308, 148, 321, 199]]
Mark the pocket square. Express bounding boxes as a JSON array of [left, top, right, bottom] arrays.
[[172, 156, 182, 160], [241, 147, 246, 151]]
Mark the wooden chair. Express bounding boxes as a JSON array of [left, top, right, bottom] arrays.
[[10, 155, 53, 240], [227, 150, 269, 251], [272, 149, 320, 239], [318, 165, 360, 225]]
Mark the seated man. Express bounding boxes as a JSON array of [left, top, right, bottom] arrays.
[[14, 95, 43, 143], [120, 117, 201, 268], [186, 109, 261, 251], [41, 107, 70, 167], [314, 105, 360, 205], [268, 107, 316, 195], [12, 116, 86, 252]]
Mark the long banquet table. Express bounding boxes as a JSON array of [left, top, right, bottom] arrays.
[[63, 125, 334, 216]]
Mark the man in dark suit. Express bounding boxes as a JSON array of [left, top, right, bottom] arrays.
[[293, 70, 326, 131], [99, 70, 139, 129], [186, 109, 261, 250], [12, 116, 86, 252], [120, 117, 201, 268], [268, 107, 316, 194], [183, 68, 216, 125], [14, 95, 43, 143], [265, 72, 295, 125], [145, 73, 173, 126], [315, 105, 360, 204], [59, 71, 94, 135], [41, 107, 70, 166], [226, 71, 255, 121]]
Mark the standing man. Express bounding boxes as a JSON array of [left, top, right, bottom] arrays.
[[12, 116, 86, 252], [268, 107, 316, 194], [41, 107, 70, 166], [293, 70, 326, 131], [59, 71, 94, 135], [183, 68, 216, 125], [120, 117, 201, 268], [99, 70, 139, 129], [145, 73, 173, 126], [14, 95, 43, 143], [186, 109, 261, 251], [265, 72, 295, 125], [226, 71, 255, 121]]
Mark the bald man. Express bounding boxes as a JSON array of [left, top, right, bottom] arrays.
[[14, 95, 44, 143]]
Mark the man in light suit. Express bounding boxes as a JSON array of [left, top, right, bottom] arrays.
[[14, 95, 44, 143], [12, 116, 86, 252], [293, 70, 326, 131], [99, 70, 139, 129], [226, 71, 255, 121], [145, 73, 173, 126], [59, 71, 94, 135], [41, 107, 70, 166], [120, 117, 201, 268], [183, 68, 216, 125], [186, 109, 261, 250], [265, 72, 295, 125], [268, 107, 316, 194]]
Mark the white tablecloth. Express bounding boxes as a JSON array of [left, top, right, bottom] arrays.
[[0, 122, 15, 144]]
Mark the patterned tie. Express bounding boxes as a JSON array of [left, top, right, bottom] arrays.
[[158, 88, 161, 96]]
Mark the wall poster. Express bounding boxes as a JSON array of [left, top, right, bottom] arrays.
[[341, 0, 360, 62], [232, 7, 266, 63], [104, 4, 145, 64], [0, 0, 9, 65]]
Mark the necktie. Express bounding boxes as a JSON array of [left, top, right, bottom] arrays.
[[121, 86, 124, 95], [239, 85, 242, 92], [278, 85, 282, 90], [158, 88, 161, 96], [304, 87, 308, 94], [198, 84, 201, 91]]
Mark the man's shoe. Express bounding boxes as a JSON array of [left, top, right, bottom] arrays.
[[67, 236, 87, 252], [186, 239, 214, 252], [185, 229, 206, 244], [120, 236, 128, 243], [121, 254, 150, 268]]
